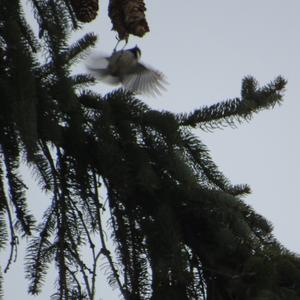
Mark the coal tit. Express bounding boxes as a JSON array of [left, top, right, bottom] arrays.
[[86, 46, 167, 96]]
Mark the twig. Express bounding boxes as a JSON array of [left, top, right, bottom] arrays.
[[92, 170, 127, 299], [4, 201, 18, 273]]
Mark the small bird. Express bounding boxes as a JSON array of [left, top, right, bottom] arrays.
[[86, 46, 167, 96]]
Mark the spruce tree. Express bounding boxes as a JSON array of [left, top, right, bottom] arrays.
[[0, 1, 299, 299]]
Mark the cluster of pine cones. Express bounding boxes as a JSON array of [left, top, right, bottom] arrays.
[[70, 0, 149, 40]]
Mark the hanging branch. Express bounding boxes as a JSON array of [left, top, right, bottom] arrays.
[[65, 243, 93, 298], [68, 196, 101, 300], [0, 267, 3, 299], [25, 143, 58, 294], [180, 129, 251, 196], [65, 264, 85, 298], [3, 203, 18, 274], [2, 145, 34, 235], [92, 171, 127, 298], [55, 149, 70, 299]]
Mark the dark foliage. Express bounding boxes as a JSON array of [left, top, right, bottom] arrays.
[[0, 1, 298, 300]]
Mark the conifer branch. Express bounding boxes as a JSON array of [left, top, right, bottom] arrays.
[[37, 33, 97, 77], [178, 76, 286, 130], [1, 1, 299, 299], [17, 8, 39, 53], [2, 143, 34, 235], [63, 0, 79, 29], [55, 149, 71, 299], [0, 268, 3, 299], [64, 265, 84, 298], [66, 244, 92, 298], [3, 202, 18, 274], [180, 130, 251, 195], [67, 197, 98, 299], [0, 163, 8, 252], [93, 173, 127, 298]]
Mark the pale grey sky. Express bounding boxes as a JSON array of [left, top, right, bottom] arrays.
[[2, 0, 300, 299]]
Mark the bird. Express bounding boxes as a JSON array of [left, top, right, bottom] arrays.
[[86, 46, 167, 96]]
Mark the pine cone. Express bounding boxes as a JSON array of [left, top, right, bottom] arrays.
[[123, 0, 149, 37], [108, 0, 149, 41], [70, 0, 99, 23], [108, 0, 129, 40]]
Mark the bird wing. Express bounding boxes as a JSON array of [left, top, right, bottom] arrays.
[[121, 63, 167, 96], [86, 54, 120, 85], [86, 53, 110, 69]]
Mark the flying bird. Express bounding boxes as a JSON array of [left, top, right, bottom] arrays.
[[86, 46, 167, 96]]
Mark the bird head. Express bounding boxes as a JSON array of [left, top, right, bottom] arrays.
[[130, 46, 141, 60]]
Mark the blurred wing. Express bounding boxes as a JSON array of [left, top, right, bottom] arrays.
[[86, 53, 110, 69], [122, 63, 167, 96], [86, 54, 120, 85]]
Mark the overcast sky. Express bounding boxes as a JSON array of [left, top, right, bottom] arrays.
[[2, 0, 300, 299]]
